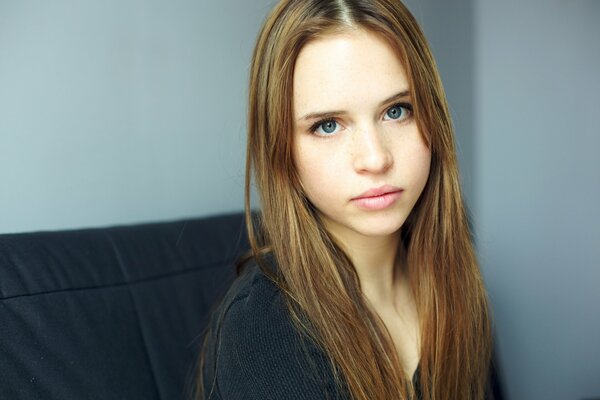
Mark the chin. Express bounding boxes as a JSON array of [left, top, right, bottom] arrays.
[[354, 223, 404, 238], [342, 214, 407, 238], [320, 211, 408, 240]]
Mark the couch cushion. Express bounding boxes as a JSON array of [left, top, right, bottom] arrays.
[[0, 212, 248, 400]]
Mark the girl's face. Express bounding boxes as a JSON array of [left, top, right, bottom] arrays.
[[292, 29, 431, 242]]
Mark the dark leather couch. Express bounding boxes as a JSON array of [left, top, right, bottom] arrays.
[[0, 213, 248, 400]]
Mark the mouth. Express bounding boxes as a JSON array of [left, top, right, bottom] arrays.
[[351, 185, 403, 210]]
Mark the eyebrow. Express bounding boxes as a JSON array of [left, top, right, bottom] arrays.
[[298, 89, 411, 122]]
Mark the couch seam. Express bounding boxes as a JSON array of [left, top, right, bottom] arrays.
[[105, 233, 163, 400], [0, 259, 235, 302]]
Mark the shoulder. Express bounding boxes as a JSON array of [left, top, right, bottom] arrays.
[[202, 261, 345, 400], [218, 262, 296, 355]]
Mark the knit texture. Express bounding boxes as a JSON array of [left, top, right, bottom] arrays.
[[200, 259, 504, 399], [201, 260, 354, 399]]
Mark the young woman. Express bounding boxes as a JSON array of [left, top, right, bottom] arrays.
[[197, 0, 494, 399]]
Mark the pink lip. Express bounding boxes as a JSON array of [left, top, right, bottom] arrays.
[[351, 185, 403, 210]]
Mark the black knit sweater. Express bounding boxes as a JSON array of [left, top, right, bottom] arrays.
[[201, 260, 425, 399]]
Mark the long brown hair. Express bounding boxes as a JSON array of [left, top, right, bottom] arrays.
[[198, 1, 492, 399]]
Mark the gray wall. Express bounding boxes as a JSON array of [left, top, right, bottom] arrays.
[[0, 0, 274, 233], [474, 1, 600, 399]]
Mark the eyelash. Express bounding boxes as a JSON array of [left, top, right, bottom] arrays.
[[308, 102, 414, 136]]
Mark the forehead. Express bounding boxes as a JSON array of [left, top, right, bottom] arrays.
[[293, 29, 409, 117]]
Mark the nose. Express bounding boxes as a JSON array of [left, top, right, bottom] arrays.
[[351, 126, 393, 174]]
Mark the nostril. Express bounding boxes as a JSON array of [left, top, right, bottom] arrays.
[[351, 129, 394, 173], [353, 147, 393, 173]]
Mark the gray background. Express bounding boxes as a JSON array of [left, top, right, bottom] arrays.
[[0, 0, 268, 233], [1, 1, 598, 399]]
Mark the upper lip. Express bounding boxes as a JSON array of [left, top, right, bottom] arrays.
[[352, 185, 403, 200]]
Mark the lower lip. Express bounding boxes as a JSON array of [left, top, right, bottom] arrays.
[[351, 190, 403, 210]]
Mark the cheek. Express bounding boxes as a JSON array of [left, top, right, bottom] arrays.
[[385, 136, 432, 211], [415, 147, 432, 185], [397, 133, 432, 187], [294, 140, 343, 202]]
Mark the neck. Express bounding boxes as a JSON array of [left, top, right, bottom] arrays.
[[327, 226, 408, 311]]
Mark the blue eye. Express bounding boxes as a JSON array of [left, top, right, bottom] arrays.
[[384, 103, 412, 121], [311, 119, 340, 136]]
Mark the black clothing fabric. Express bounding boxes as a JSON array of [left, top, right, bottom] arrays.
[[202, 260, 502, 400], [202, 261, 420, 400]]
